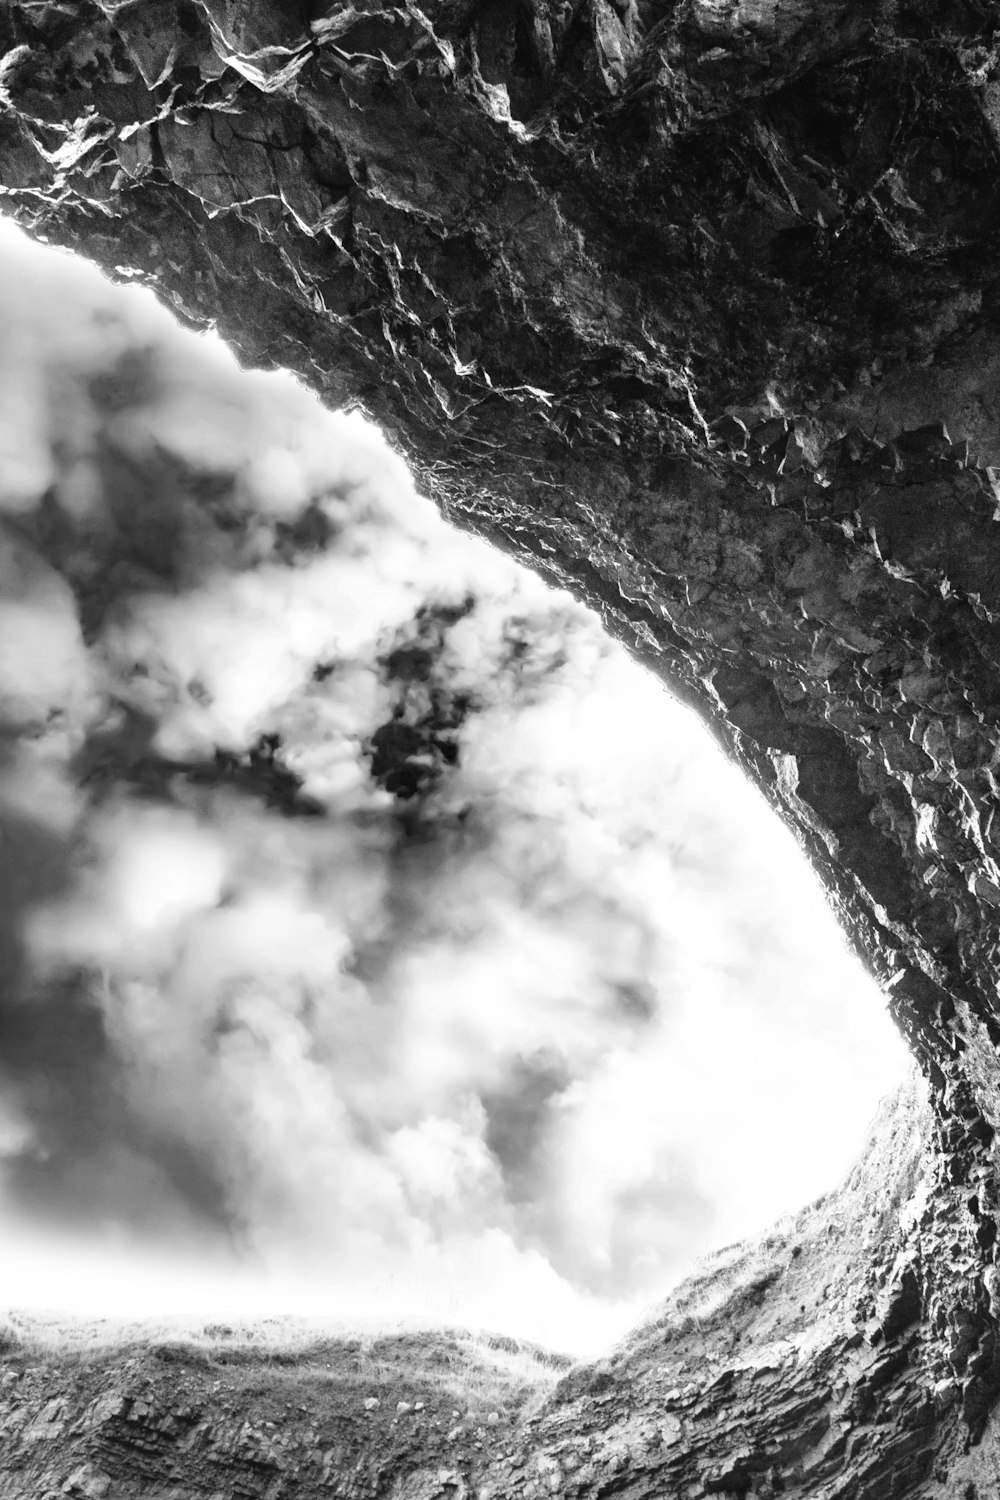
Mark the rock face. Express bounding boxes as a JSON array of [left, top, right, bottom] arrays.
[[3, 1080, 999, 1500], [5, 0, 1000, 1492]]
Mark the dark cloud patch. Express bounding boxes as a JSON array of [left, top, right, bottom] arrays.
[[483, 1053, 571, 1205], [368, 599, 478, 803], [0, 790, 232, 1247], [0, 970, 233, 1245], [0, 763, 68, 962]]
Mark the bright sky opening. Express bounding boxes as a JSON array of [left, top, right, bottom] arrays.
[[0, 218, 907, 1356]]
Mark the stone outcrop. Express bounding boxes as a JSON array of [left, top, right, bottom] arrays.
[[4, 1077, 1000, 1499], [5, 0, 1000, 1492]]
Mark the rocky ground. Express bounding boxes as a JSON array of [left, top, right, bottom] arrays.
[[0, 1322, 569, 1500], [7, 1070, 1000, 1500], [9, 0, 1000, 1491]]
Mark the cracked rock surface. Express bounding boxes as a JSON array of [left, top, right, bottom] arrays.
[[7, 0, 1000, 1493]]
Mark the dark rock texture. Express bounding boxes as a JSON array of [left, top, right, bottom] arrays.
[[5, 1079, 1000, 1500], [6, 0, 1000, 1492]]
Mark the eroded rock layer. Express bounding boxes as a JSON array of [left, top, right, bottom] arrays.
[[4, 1079, 1000, 1500], [5, 0, 1000, 1493]]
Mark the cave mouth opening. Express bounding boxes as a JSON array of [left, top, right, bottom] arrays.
[[0, 220, 907, 1357]]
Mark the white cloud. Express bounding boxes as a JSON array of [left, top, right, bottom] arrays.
[[0, 215, 907, 1354]]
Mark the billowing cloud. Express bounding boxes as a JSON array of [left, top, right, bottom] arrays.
[[0, 218, 906, 1353]]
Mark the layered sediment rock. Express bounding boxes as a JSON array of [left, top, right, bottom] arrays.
[[5, 0, 1000, 1491]]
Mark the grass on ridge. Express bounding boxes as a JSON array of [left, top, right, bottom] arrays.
[[0, 1310, 573, 1421]]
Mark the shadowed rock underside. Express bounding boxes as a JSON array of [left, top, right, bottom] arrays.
[[5, 0, 1000, 1493]]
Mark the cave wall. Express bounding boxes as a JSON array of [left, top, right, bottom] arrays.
[[6, 0, 1000, 1491]]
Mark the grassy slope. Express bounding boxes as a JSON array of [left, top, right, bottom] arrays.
[[0, 1313, 575, 1497], [0, 1074, 931, 1498]]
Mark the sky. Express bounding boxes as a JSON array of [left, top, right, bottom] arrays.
[[0, 217, 907, 1354]]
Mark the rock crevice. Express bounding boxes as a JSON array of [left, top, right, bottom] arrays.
[[6, 0, 1000, 1491]]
